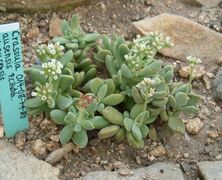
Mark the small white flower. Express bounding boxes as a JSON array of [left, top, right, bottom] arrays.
[[31, 92, 37, 97], [41, 96, 47, 101], [51, 49, 56, 55], [48, 89, 52, 93], [54, 75, 58, 80]]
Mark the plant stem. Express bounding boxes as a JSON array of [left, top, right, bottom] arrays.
[[189, 67, 194, 84]]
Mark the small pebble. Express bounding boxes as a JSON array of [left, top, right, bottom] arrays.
[[118, 168, 134, 176], [149, 145, 166, 157], [15, 132, 26, 149], [215, 154, 222, 160], [186, 118, 203, 135], [32, 139, 47, 155], [207, 130, 219, 139], [183, 153, 189, 158]]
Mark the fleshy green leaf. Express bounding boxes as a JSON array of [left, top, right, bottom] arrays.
[[61, 20, 69, 35], [126, 132, 144, 149], [168, 115, 185, 133], [115, 128, 126, 142], [123, 117, 134, 131], [60, 125, 73, 144], [105, 79, 116, 95], [100, 106, 124, 126], [187, 93, 201, 106], [59, 75, 74, 92], [168, 95, 177, 108], [47, 96, 55, 109], [90, 78, 104, 94], [80, 120, 95, 130], [60, 50, 73, 66], [130, 104, 144, 119], [98, 125, 120, 139], [132, 123, 142, 140], [82, 33, 99, 42], [90, 116, 110, 129], [53, 37, 69, 44], [102, 94, 125, 106], [56, 94, 73, 110], [180, 106, 198, 115], [131, 86, 144, 104], [73, 124, 82, 132], [140, 124, 149, 138], [26, 97, 45, 108], [72, 129, 88, 148], [175, 92, 188, 107], [97, 84, 108, 102], [50, 109, 66, 125], [135, 111, 149, 124], [29, 69, 46, 85]]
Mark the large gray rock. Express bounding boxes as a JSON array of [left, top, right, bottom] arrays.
[[83, 162, 184, 180], [196, 0, 222, 7], [213, 68, 222, 101], [0, 0, 89, 13], [132, 14, 222, 65], [0, 139, 60, 180], [197, 161, 222, 180]]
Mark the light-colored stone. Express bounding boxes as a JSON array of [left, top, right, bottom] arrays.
[[15, 131, 26, 149], [179, 65, 205, 79], [83, 162, 184, 180], [203, 75, 212, 89], [50, 134, 60, 142], [207, 130, 219, 139], [196, 0, 222, 7], [197, 161, 222, 180], [179, 66, 191, 78], [149, 145, 166, 157], [49, 16, 62, 37], [0, 0, 89, 12], [0, 139, 59, 180], [118, 168, 134, 176], [132, 14, 222, 65], [32, 139, 47, 155], [46, 142, 75, 164], [186, 118, 203, 135], [27, 27, 39, 39]]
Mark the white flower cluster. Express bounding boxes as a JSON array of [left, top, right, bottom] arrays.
[[124, 33, 173, 72], [36, 42, 64, 59], [31, 83, 54, 101], [136, 78, 156, 97], [42, 59, 63, 80], [148, 32, 174, 51], [186, 56, 202, 66]]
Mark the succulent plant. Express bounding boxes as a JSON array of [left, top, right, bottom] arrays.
[[50, 102, 109, 148], [97, 104, 150, 149], [25, 50, 76, 115], [53, 15, 99, 80], [25, 14, 201, 150], [36, 42, 65, 63], [83, 77, 125, 110], [94, 32, 173, 94]]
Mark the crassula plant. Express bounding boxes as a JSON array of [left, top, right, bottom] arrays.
[[25, 15, 201, 149]]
